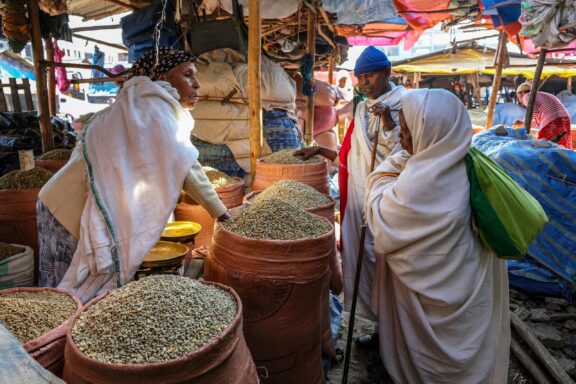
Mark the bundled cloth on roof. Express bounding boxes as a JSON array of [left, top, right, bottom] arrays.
[[322, 0, 397, 25], [520, 0, 576, 48], [190, 49, 300, 176], [201, 0, 300, 19]]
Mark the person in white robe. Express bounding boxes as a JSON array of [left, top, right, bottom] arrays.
[[365, 89, 510, 383]]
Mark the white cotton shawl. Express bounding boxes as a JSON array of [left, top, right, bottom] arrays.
[[341, 84, 404, 317], [58, 77, 199, 303], [365, 89, 510, 383]]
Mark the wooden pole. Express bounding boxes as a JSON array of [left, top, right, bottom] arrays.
[[44, 38, 57, 117], [27, 0, 54, 152], [474, 72, 483, 107], [72, 33, 128, 51], [305, 1, 317, 145], [485, 31, 508, 129], [511, 313, 574, 384], [42, 61, 118, 78], [328, 56, 334, 85], [525, 49, 547, 134], [248, 0, 262, 179], [568, 76, 573, 92], [510, 336, 554, 384]]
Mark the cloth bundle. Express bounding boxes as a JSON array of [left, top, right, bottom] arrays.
[[520, 0, 576, 48]]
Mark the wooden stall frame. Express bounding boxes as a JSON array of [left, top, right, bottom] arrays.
[[524, 49, 547, 134], [304, 0, 317, 145], [248, 0, 262, 178], [44, 38, 57, 117], [485, 31, 508, 130], [27, 0, 54, 152]]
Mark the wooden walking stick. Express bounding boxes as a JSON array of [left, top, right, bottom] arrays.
[[342, 112, 381, 384]]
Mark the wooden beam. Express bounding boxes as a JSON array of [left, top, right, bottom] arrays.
[[328, 56, 334, 85], [248, 0, 262, 179], [9, 78, 21, 112], [525, 49, 547, 134], [70, 77, 119, 84], [510, 336, 554, 384], [71, 25, 121, 33], [485, 31, 508, 129], [72, 33, 128, 51], [44, 38, 57, 116], [27, 0, 54, 152], [22, 79, 34, 111], [305, 1, 317, 145], [567, 76, 572, 92], [318, 5, 335, 34], [511, 313, 575, 384], [103, 0, 137, 10], [474, 72, 483, 107], [41, 61, 117, 78]]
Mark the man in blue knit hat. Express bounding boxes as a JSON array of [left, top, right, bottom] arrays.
[[296, 46, 406, 350]]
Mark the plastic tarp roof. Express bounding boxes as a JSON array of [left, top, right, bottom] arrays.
[[393, 47, 576, 78]]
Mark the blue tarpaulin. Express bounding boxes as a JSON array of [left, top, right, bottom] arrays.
[[472, 128, 576, 301], [0, 51, 35, 79]]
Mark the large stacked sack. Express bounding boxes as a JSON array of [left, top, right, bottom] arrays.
[[0, 112, 75, 177], [64, 276, 258, 384], [0, 243, 34, 289], [191, 48, 301, 177], [206, 199, 334, 383], [0, 287, 82, 375], [0, 166, 54, 284]]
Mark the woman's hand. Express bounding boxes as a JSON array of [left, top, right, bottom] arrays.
[[294, 146, 338, 162], [370, 104, 396, 131], [217, 211, 231, 222], [293, 146, 322, 159]]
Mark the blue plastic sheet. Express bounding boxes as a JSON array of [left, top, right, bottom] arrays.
[[472, 128, 576, 300], [492, 103, 526, 127], [120, 1, 180, 62]]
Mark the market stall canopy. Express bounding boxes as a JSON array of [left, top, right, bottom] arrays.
[[393, 43, 576, 78]]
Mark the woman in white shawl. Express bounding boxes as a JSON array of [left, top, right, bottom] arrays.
[[365, 89, 510, 383], [38, 48, 229, 302]]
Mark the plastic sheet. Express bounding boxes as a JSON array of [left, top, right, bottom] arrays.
[[0, 324, 64, 384], [322, 0, 397, 25], [472, 128, 576, 298]]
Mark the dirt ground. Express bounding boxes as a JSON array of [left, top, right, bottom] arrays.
[[327, 309, 547, 384]]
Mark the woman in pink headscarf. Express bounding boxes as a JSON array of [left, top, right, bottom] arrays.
[[517, 82, 572, 148]]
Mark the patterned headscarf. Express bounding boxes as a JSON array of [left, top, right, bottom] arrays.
[[128, 47, 196, 81]]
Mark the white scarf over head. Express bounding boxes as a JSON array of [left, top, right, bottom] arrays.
[[59, 77, 199, 303], [365, 89, 509, 383], [341, 83, 404, 317], [366, 88, 472, 256]]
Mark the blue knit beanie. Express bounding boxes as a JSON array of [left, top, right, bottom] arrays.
[[354, 46, 391, 76]]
